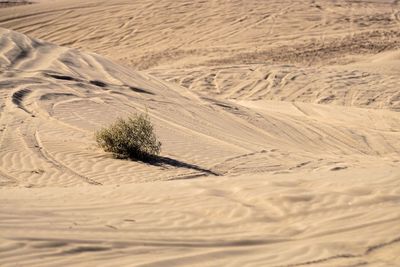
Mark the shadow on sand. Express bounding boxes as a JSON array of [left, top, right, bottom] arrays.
[[143, 155, 220, 176]]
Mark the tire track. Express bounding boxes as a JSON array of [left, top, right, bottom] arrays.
[[32, 131, 102, 185]]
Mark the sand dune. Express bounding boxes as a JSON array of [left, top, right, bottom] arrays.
[[2, 167, 400, 267], [1, 28, 398, 186], [1, 0, 400, 69], [1, 0, 400, 266], [150, 58, 400, 111]]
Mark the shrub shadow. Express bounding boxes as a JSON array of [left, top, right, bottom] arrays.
[[142, 155, 220, 176]]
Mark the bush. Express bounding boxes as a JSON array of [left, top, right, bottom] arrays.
[[95, 112, 161, 160]]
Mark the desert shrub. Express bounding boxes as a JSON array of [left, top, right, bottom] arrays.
[[95, 112, 161, 160]]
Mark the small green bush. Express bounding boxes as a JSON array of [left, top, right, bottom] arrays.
[[95, 112, 161, 160]]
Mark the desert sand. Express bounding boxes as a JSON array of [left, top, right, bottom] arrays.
[[0, 0, 400, 266]]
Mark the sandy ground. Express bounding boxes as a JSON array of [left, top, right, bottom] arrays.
[[0, 2, 31, 8], [0, 0, 400, 266]]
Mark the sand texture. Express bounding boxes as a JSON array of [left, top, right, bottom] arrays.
[[0, 0, 400, 266]]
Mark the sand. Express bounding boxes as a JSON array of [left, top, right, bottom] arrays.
[[0, 0, 400, 266]]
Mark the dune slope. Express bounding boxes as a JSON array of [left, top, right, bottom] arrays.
[[0, 0, 400, 266], [1, 27, 400, 267], [1, 28, 399, 187]]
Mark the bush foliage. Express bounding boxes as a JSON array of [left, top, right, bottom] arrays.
[[96, 113, 161, 160]]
